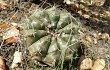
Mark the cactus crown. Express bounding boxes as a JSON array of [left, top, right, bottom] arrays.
[[23, 6, 79, 67]]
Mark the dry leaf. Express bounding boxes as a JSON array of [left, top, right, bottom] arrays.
[[0, 23, 12, 41], [91, 59, 105, 70], [0, 23, 19, 44], [0, 0, 7, 9], [3, 27, 19, 40], [3, 27, 19, 44], [4, 37, 18, 44], [0, 56, 6, 70], [80, 58, 93, 70], [11, 51, 22, 69], [0, 23, 11, 32]]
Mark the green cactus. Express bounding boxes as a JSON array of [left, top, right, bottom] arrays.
[[23, 7, 79, 67]]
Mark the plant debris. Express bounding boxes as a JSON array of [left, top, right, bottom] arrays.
[[0, 0, 110, 70], [0, 0, 8, 10], [0, 56, 6, 70], [11, 51, 22, 69]]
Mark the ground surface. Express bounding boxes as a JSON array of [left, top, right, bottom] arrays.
[[0, 0, 110, 70]]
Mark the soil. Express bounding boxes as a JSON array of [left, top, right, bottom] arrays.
[[0, 0, 110, 70]]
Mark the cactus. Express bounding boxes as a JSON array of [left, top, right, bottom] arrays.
[[23, 7, 79, 67]]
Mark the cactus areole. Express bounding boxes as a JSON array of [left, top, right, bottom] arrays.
[[23, 7, 79, 67]]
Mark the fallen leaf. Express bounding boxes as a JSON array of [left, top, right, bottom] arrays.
[[0, 23, 12, 42], [0, 23, 19, 44], [0, 0, 7, 10], [3, 27, 19, 44], [4, 37, 18, 44], [0, 56, 6, 70], [0, 23, 11, 32]]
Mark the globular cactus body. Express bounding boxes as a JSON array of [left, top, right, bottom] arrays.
[[23, 7, 79, 67]]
